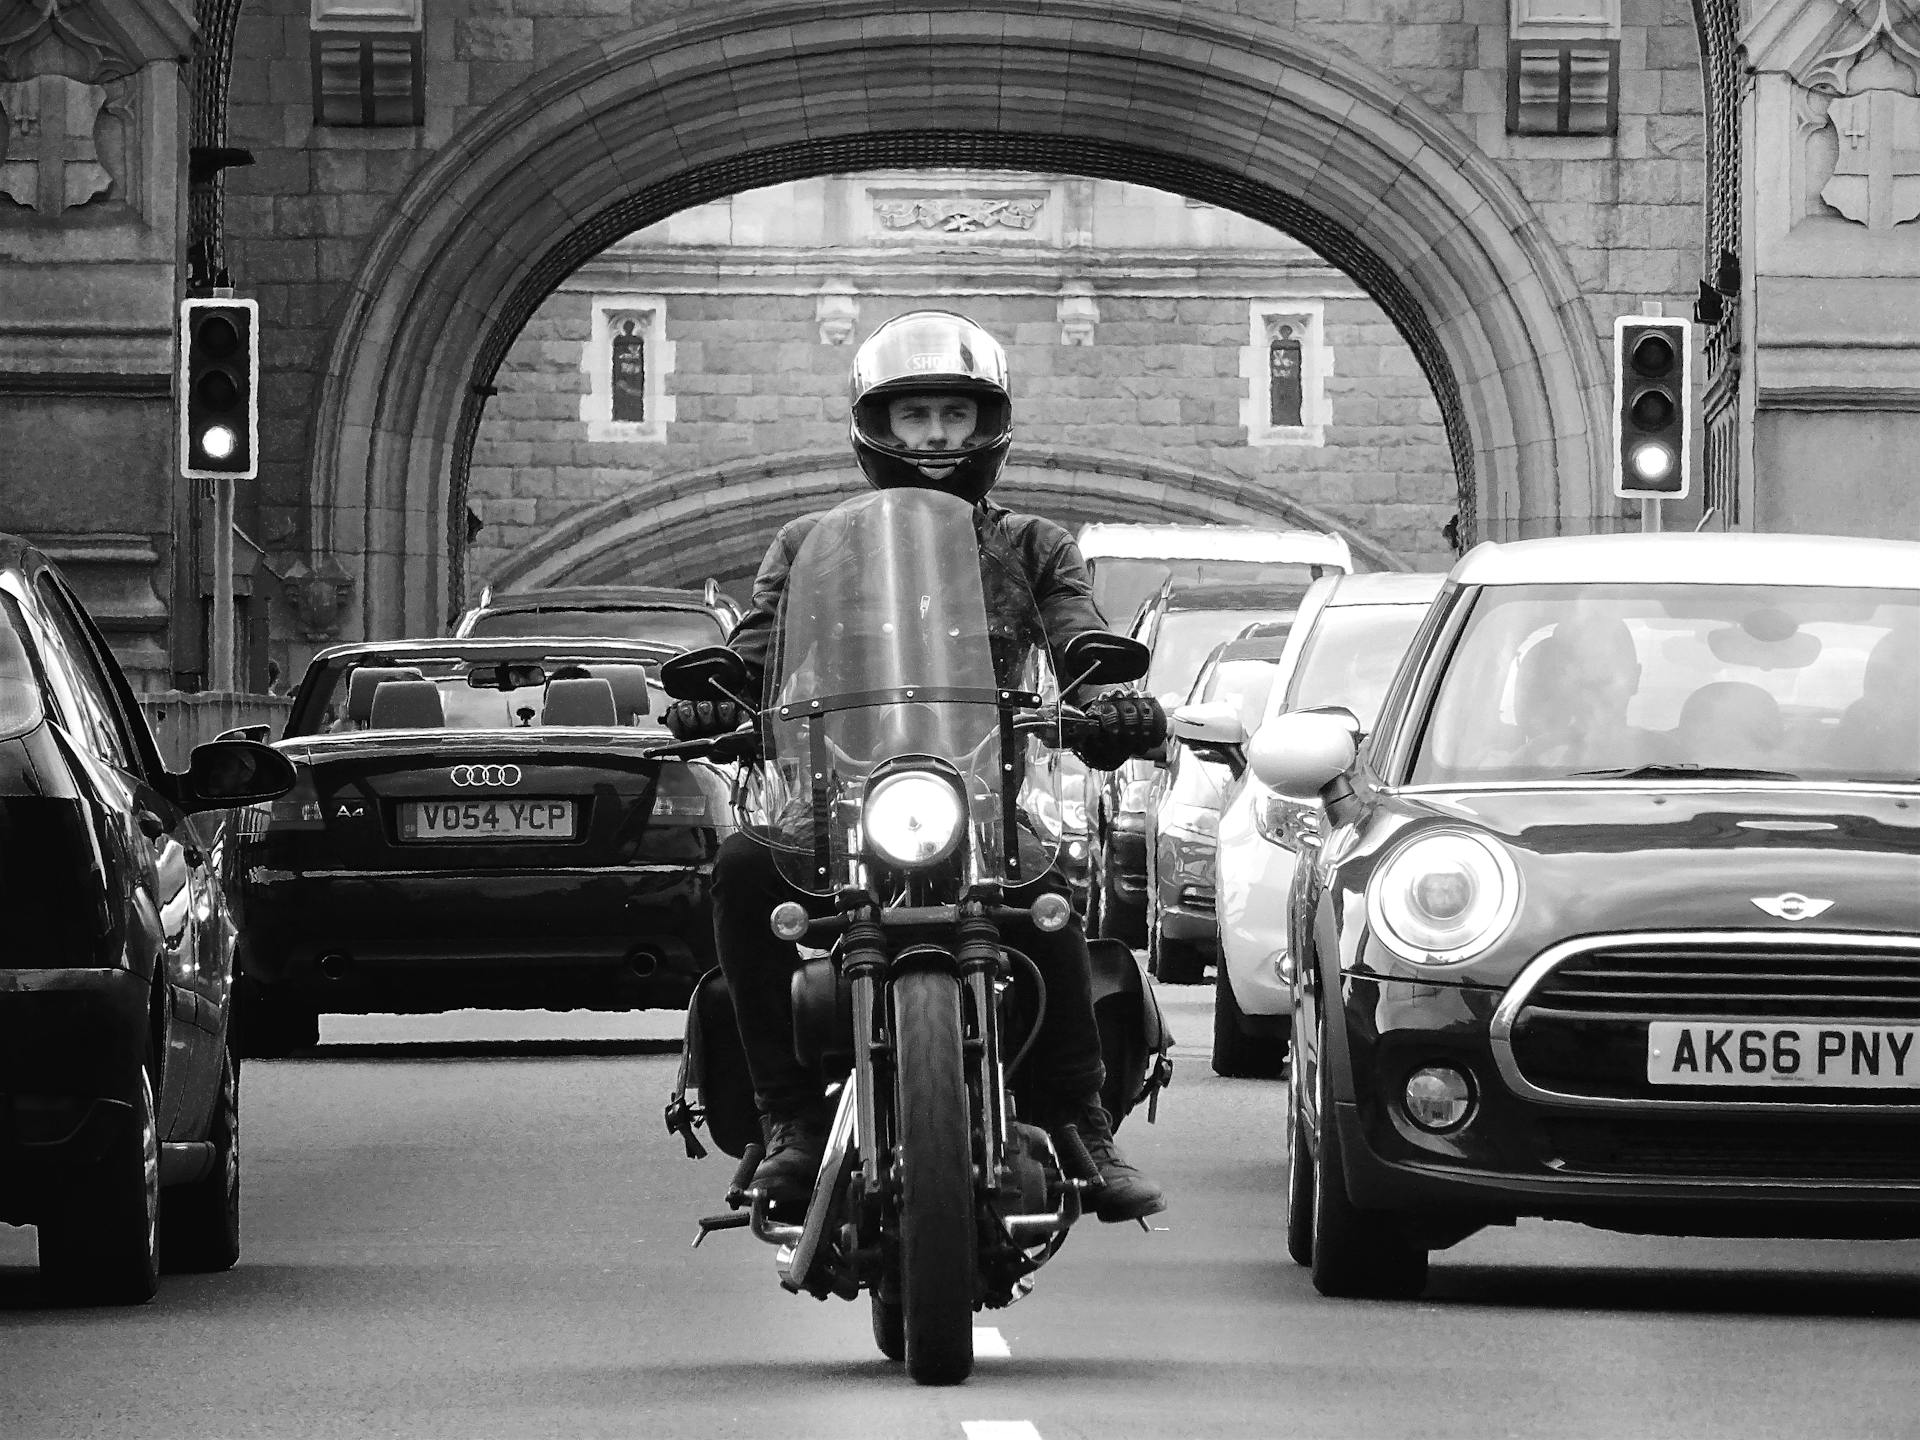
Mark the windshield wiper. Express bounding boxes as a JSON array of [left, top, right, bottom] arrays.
[[1567, 763, 1802, 781]]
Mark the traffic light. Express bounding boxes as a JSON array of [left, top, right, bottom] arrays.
[[1612, 315, 1691, 499], [180, 297, 258, 480]]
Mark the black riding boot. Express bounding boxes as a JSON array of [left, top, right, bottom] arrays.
[[1047, 1096, 1167, 1223]]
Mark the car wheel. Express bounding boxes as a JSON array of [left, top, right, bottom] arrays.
[[1309, 1014, 1428, 1300], [161, 1048, 241, 1273], [1211, 960, 1284, 1077], [1284, 1034, 1313, 1266], [39, 1064, 161, 1306], [1148, 909, 1207, 986]]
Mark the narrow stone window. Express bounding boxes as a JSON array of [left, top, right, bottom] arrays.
[[1242, 303, 1327, 447], [1506, 39, 1619, 136], [584, 299, 674, 443], [309, 0, 423, 127]]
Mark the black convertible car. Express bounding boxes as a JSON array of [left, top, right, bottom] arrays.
[[1261, 532, 1920, 1298], [0, 536, 292, 1303], [231, 637, 733, 1055]]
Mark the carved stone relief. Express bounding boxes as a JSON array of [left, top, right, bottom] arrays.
[[0, 0, 139, 218], [872, 195, 1047, 233], [1797, 0, 1920, 230]]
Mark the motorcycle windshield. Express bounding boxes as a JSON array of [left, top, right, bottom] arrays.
[[758, 490, 1062, 895]]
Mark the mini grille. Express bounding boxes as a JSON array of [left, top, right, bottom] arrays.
[[1526, 944, 1920, 1024], [1544, 1117, 1920, 1182]]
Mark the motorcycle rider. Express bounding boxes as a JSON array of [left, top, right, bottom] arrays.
[[665, 310, 1169, 1223]]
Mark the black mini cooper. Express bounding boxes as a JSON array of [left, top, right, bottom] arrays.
[[1261, 532, 1920, 1298], [0, 537, 292, 1303]]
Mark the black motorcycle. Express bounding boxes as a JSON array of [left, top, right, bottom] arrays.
[[660, 489, 1171, 1385]]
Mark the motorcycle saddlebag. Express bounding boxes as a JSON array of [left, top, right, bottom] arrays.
[[664, 967, 760, 1160], [1088, 937, 1174, 1129]]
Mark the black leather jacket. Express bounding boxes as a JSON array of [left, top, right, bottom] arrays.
[[727, 496, 1109, 701]]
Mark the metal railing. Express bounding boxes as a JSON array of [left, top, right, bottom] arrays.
[[138, 691, 293, 769]]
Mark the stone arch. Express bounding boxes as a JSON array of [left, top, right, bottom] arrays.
[[486, 446, 1414, 600], [313, 0, 1611, 639]]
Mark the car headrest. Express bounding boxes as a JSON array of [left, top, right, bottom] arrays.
[[346, 666, 425, 723], [542, 677, 618, 727], [368, 678, 445, 729], [580, 664, 652, 723]]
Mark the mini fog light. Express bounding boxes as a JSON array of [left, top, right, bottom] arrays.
[[1031, 893, 1072, 932], [770, 902, 811, 942], [1403, 1065, 1474, 1132]]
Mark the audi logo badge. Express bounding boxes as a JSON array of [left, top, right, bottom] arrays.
[[449, 764, 522, 787]]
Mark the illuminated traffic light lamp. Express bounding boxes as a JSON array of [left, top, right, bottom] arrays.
[[180, 297, 258, 480], [1612, 315, 1691, 499]]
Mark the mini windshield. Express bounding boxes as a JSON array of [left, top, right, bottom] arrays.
[[1412, 584, 1919, 786], [756, 490, 1061, 895]]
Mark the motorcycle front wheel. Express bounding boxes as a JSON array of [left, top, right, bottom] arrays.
[[891, 968, 978, 1385]]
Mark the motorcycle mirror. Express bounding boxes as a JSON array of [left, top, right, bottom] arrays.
[[661, 645, 751, 702], [1062, 631, 1150, 688]]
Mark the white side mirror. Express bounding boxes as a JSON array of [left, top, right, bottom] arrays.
[[1249, 709, 1359, 801], [1170, 700, 1248, 750]]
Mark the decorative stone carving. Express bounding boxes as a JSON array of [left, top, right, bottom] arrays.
[[1057, 281, 1098, 346], [1799, 0, 1920, 229], [282, 556, 357, 642], [873, 195, 1045, 232], [816, 280, 857, 345], [1, 76, 113, 214]]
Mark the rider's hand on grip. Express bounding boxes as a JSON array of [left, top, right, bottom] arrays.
[[1074, 693, 1168, 770], [663, 697, 744, 741]]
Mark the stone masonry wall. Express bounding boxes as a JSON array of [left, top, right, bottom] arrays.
[[221, 0, 1705, 580]]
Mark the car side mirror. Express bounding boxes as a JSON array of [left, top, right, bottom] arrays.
[[1062, 631, 1150, 689], [176, 739, 298, 813], [661, 644, 750, 702], [1249, 707, 1361, 819], [1171, 701, 1249, 779]]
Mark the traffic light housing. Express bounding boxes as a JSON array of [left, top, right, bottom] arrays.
[[180, 297, 258, 480], [1612, 315, 1691, 499]]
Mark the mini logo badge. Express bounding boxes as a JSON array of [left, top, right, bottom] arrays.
[[1751, 892, 1834, 922], [450, 764, 521, 787]]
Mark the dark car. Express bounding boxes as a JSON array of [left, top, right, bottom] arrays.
[[1090, 574, 1328, 952], [1266, 532, 1920, 1300], [230, 637, 733, 1056], [452, 581, 743, 650], [1142, 631, 1291, 984], [0, 538, 293, 1303]]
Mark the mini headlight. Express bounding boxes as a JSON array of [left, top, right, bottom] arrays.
[[863, 770, 966, 868], [1367, 828, 1519, 964]]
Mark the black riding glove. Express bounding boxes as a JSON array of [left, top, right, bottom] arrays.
[[662, 698, 744, 741], [1075, 693, 1168, 770]]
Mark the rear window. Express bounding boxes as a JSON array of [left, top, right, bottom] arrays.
[[464, 607, 726, 650], [1094, 558, 1327, 626], [1198, 655, 1281, 733], [1286, 603, 1432, 728], [1148, 609, 1291, 701], [0, 595, 44, 739]]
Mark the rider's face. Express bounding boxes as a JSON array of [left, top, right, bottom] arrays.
[[887, 394, 978, 455]]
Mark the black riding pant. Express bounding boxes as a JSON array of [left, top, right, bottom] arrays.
[[711, 830, 1107, 1121]]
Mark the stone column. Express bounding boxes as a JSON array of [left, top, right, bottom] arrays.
[[1742, 0, 1920, 540], [0, 0, 195, 687]]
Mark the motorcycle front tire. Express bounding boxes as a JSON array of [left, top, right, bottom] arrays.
[[892, 968, 977, 1385]]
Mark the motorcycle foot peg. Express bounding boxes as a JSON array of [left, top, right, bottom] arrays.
[[692, 1211, 752, 1248]]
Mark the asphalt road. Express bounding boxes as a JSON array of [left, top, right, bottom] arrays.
[[9, 989, 1920, 1439]]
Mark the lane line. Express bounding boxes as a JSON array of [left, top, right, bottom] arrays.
[[963, 1424, 1041, 1440], [972, 1326, 1012, 1358]]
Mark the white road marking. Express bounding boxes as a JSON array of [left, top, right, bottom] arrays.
[[963, 1424, 1040, 1440], [971, 1326, 1012, 1358]]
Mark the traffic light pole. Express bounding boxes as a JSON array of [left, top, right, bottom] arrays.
[[211, 475, 234, 691]]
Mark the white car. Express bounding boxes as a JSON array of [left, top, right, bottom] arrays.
[[1189, 571, 1446, 1076]]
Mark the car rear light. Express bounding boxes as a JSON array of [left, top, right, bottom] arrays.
[[649, 764, 716, 823], [267, 763, 323, 830]]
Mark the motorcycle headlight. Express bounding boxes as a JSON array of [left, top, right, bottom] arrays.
[[1366, 829, 1520, 965], [863, 770, 966, 869]]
